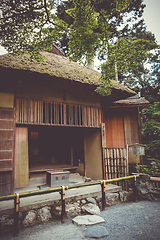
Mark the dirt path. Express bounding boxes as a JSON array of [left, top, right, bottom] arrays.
[[1, 200, 160, 240]]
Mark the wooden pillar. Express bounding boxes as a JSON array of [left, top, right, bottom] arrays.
[[71, 143, 73, 166], [101, 123, 106, 180]]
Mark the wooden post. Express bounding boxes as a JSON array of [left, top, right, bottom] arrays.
[[120, 148, 123, 177], [14, 193, 20, 237], [122, 180, 125, 191], [104, 149, 108, 180], [102, 148, 106, 180], [101, 180, 106, 211], [71, 143, 73, 166], [106, 149, 111, 179], [123, 148, 127, 190], [114, 148, 117, 179], [110, 149, 114, 179], [116, 149, 120, 184], [133, 175, 137, 202], [126, 144, 129, 175], [101, 123, 106, 180], [61, 186, 66, 223]]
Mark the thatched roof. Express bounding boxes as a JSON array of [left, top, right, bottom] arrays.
[[113, 94, 149, 106], [0, 51, 136, 96]]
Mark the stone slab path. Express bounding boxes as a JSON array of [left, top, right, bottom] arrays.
[[72, 215, 105, 226], [85, 226, 109, 238]]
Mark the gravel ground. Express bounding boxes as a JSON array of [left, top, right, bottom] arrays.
[[1, 200, 160, 240]]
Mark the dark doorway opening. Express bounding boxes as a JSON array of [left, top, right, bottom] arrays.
[[28, 126, 84, 174]]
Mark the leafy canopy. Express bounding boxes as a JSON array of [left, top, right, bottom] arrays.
[[0, 0, 67, 61]]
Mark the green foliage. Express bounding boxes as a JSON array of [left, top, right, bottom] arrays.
[[66, 0, 99, 65], [136, 161, 160, 177], [0, 0, 67, 61], [57, 0, 158, 95], [99, 38, 157, 85], [141, 102, 160, 160], [138, 96, 160, 177], [124, 35, 160, 178], [115, 0, 131, 11]]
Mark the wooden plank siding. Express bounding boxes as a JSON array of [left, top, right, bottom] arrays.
[[123, 113, 139, 145], [123, 112, 140, 164], [104, 114, 125, 148], [0, 109, 14, 196], [16, 97, 102, 128], [104, 108, 140, 149]]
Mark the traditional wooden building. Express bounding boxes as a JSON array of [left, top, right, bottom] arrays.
[[103, 95, 149, 178], [0, 49, 148, 196]]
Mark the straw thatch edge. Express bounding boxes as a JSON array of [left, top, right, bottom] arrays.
[[0, 52, 136, 95]]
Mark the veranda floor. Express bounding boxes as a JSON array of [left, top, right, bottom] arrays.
[[29, 163, 78, 173]]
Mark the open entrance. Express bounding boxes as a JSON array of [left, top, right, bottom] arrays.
[[15, 125, 103, 190], [29, 126, 85, 176]]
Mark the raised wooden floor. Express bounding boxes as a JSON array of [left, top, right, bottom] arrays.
[[29, 163, 78, 173]]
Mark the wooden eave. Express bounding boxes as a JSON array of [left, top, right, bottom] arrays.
[[111, 97, 150, 108]]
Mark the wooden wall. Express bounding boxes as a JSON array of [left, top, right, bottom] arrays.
[[0, 109, 14, 196], [16, 80, 100, 107], [104, 107, 140, 165], [84, 128, 103, 180], [104, 114, 125, 148], [0, 78, 14, 109], [15, 127, 29, 188], [104, 107, 139, 148], [123, 112, 139, 145], [123, 110, 140, 164]]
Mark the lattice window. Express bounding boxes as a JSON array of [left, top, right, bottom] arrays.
[[16, 97, 102, 128], [104, 148, 128, 179]]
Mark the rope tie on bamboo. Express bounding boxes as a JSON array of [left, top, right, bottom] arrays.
[[61, 186, 65, 200], [15, 193, 19, 212], [134, 175, 137, 186], [100, 180, 106, 187]]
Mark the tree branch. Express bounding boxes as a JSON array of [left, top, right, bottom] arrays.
[[43, 0, 69, 32], [0, 6, 44, 22], [0, 1, 69, 34]]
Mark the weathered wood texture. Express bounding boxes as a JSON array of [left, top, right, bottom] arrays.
[[104, 148, 128, 179], [124, 112, 140, 164], [104, 114, 125, 148], [123, 113, 139, 145], [0, 108, 14, 196], [16, 97, 102, 128], [104, 108, 140, 149], [15, 127, 29, 188]]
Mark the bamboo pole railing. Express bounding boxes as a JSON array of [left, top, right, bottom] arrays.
[[150, 177, 160, 189], [0, 175, 139, 236], [0, 175, 138, 202]]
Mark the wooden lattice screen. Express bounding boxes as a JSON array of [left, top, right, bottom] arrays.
[[16, 97, 102, 128], [104, 148, 129, 179]]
